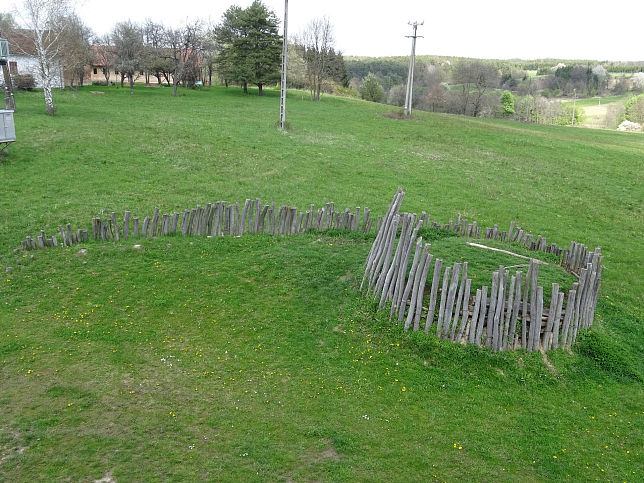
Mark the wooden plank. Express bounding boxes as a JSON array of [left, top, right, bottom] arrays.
[[492, 269, 508, 351], [508, 271, 522, 350], [123, 211, 130, 239], [466, 243, 548, 264], [441, 263, 462, 339], [153, 207, 161, 237], [561, 285, 577, 347], [180, 210, 189, 236], [142, 216, 150, 238], [468, 289, 482, 344], [290, 207, 299, 234], [240, 199, 250, 236], [379, 219, 414, 310], [502, 274, 516, 351], [133, 217, 139, 237], [450, 262, 468, 341], [369, 214, 400, 292], [551, 291, 564, 350], [474, 286, 488, 346], [66, 224, 72, 245], [486, 271, 500, 348], [372, 210, 406, 294], [528, 260, 540, 351], [543, 283, 559, 349], [424, 258, 443, 333], [258, 205, 269, 234], [391, 215, 422, 315], [386, 213, 413, 310], [363, 189, 404, 291], [413, 252, 433, 332], [435, 265, 452, 338], [162, 214, 170, 236], [362, 207, 370, 233], [533, 286, 544, 351], [404, 243, 430, 330], [456, 278, 472, 342], [59, 225, 66, 246], [171, 212, 179, 234]]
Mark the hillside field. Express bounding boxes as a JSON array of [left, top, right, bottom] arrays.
[[0, 85, 642, 481]]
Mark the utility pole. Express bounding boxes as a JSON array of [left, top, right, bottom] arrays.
[[403, 21, 423, 117], [279, 0, 288, 129]]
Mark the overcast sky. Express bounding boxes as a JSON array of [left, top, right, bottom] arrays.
[[62, 0, 640, 61]]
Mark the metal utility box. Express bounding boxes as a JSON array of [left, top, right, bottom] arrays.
[[0, 109, 16, 151]]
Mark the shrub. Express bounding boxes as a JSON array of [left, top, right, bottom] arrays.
[[624, 94, 644, 123], [500, 90, 515, 116], [12, 74, 35, 90], [92, 80, 108, 86], [576, 330, 641, 381], [333, 86, 360, 98], [360, 72, 384, 103]]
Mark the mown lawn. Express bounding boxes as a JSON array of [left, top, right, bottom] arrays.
[[0, 86, 642, 481]]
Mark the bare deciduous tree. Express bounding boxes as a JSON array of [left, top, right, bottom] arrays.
[[298, 17, 334, 101], [112, 20, 144, 94], [452, 60, 499, 116], [58, 14, 93, 87], [166, 21, 203, 96], [93, 35, 114, 84]]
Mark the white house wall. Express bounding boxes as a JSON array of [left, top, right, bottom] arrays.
[[0, 55, 64, 89]]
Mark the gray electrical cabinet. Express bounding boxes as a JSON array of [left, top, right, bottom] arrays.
[[0, 109, 16, 145]]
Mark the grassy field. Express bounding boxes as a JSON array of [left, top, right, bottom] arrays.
[[1, 85, 643, 481]]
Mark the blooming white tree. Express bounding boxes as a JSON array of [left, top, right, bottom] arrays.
[[632, 72, 644, 91]]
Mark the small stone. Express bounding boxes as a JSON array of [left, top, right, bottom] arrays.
[[133, 244, 142, 249], [77, 248, 88, 255], [166, 244, 172, 248], [6, 266, 13, 273], [189, 242, 194, 246], [15, 259, 21, 265]]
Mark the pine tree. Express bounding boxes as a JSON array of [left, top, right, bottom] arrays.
[[214, 1, 281, 96]]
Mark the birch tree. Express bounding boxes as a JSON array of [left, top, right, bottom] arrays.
[[17, 0, 72, 115]]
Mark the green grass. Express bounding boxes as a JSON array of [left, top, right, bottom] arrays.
[[0, 85, 643, 481], [566, 93, 633, 108]]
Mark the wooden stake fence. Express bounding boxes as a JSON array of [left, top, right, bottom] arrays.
[[18, 189, 603, 353], [362, 189, 603, 352], [20, 198, 376, 251]]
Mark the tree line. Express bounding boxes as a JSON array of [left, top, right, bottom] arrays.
[[346, 56, 644, 127], [2, 0, 349, 114]]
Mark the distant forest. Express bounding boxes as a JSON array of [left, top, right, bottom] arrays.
[[337, 55, 644, 127]]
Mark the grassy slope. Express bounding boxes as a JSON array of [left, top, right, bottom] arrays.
[[0, 86, 642, 481]]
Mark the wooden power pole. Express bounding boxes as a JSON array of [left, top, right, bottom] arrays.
[[279, 0, 288, 129], [403, 21, 423, 117]]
